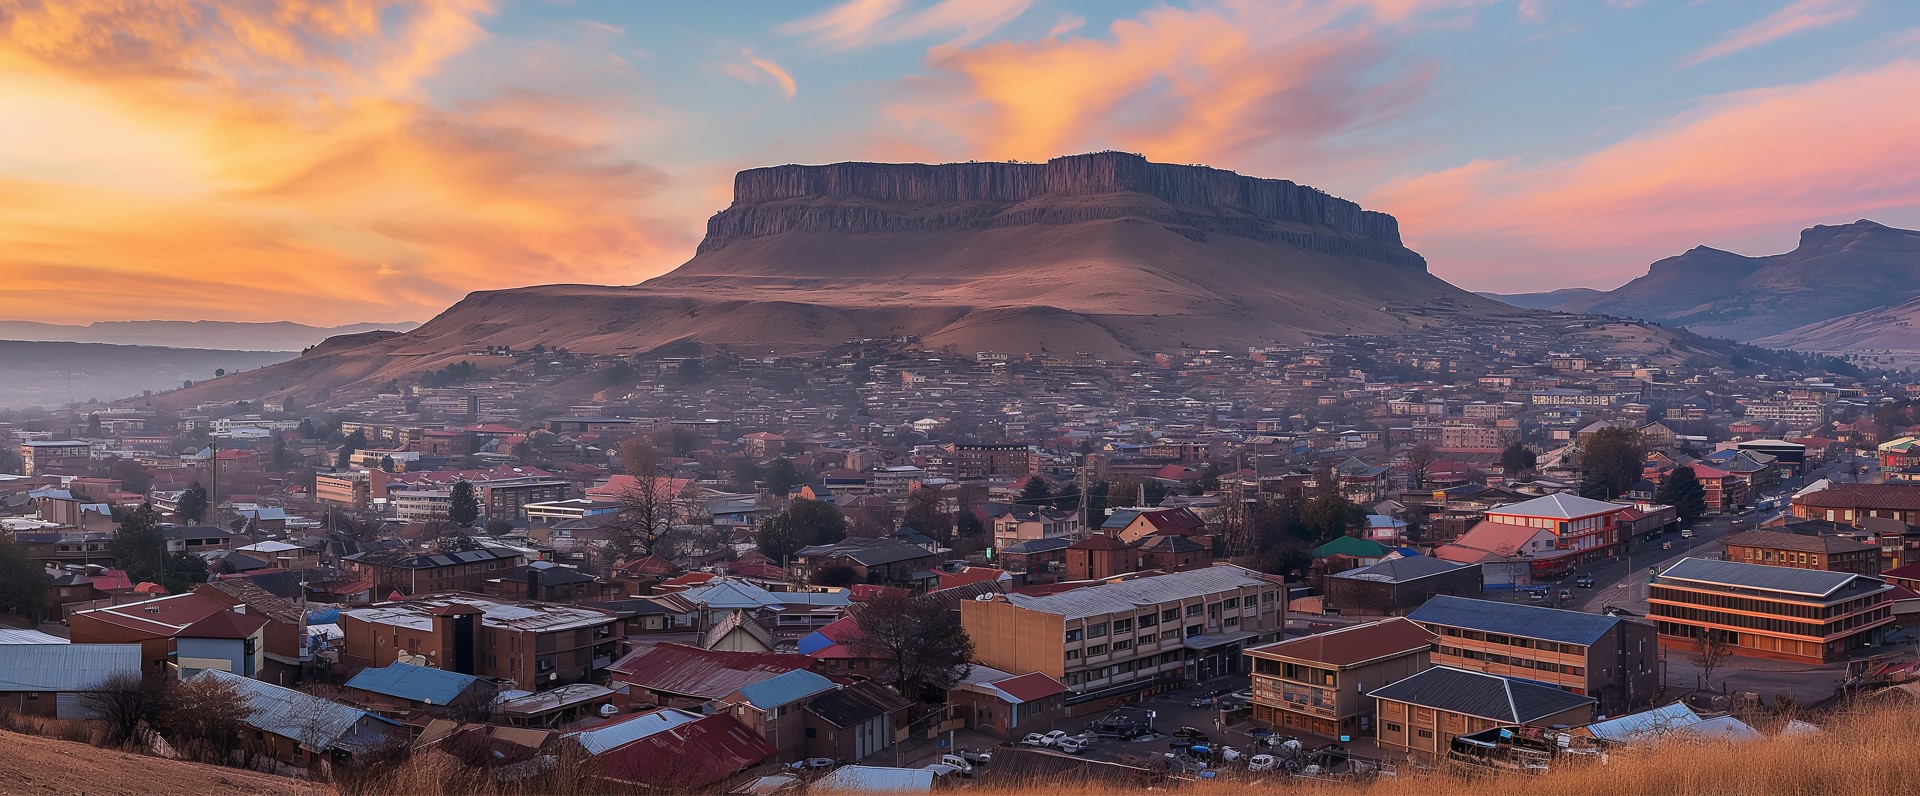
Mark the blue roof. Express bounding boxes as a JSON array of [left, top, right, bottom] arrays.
[[1101, 508, 1145, 530], [1408, 594, 1623, 646], [1583, 702, 1702, 744], [734, 669, 836, 709], [344, 662, 479, 705], [796, 629, 837, 655]]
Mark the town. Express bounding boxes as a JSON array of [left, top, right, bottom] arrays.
[[3, 325, 1918, 793]]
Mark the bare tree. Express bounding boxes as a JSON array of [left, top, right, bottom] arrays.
[[81, 673, 171, 747], [1691, 628, 1736, 691], [160, 675, 253, 765], [1217, 495, 1258, 560], [849, 591, 973, 701], [1406, 443, 1436, 491], [607, 471, 701, 559]]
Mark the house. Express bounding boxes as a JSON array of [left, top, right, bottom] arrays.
[[704, 611, 778, 653], [812, 765, 935, 794], [1792, 483, 1920, 526], [1433, 521, 1566, 588], [998, 537, 1072, 584], [789, 537, 940, 588], [716, 668, 838, 761], [339, 593, 628, 690], [484, 561, 622, 604], [1481, 492, 1633, 566], [1722, 529, 1880, 576], [797, 617, 884, 677], [569, 709, 777, 792], [991, 506, 1083, 552], [1649, 557, 1894, 664], [1101, 507, 1208, 545], [1323, 557, 1483, 617], [67, 593, 270, 678], [342, 662, 493, 717], [0, 642, 142, 718], [194, 579, 307, 680], [803, 680, 912, 762], [1407, 594, 1658, 715], [962, 566, 1284, 714], [195, 669, 401, 770], [162, 524, 236, 555], [1245, 617, 1436, 740], [342, 547, 528, 598], [947, 665, 1069, 740], [1368, 666, 1596, 759], [609, 643, 815, 709]]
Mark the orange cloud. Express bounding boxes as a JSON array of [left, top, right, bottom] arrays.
[[782, 0, 1033, 56], [0, 0, 690, 325], [878, 1, 1463, 176], [1366, 59, 1920, 288], [725, 48, 798, 100], [1684, 0, 1865, 67]]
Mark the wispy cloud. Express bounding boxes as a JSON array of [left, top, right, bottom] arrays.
[[1684, 0, 1866, 67], [782, 0, 1033, 55], [726, 48, 798, 100]]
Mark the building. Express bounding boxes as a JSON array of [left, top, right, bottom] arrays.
[[478, 477, 572, 522], [609, 642, 816, 709], [19, 440, 91, 476], [1369, 666, 1595, 759], [1406, 594, 1658, 714], [566, 708, 777, 793], [339, 593, 628, 690], [715, 668, 838, 761], [1792, 483, 1920, 525], [391, 488, 453, 522], [991, 506, 1083, 552], [67, 592, 272, 678], [342, 546, 527, 597], [949, 443, 1036, 479], [802, 679, 913, 762], [1722, 529, 1880, 576], [342, 662, 494, 717], [789, 537, 940, 588], [1649, 557, 1894, 664], [1481, 492, 1631, 564], [947, 666, 1070, 740], [193, 669, 400, 770], [1245, 617, 1436, 740], [961, 565, 1283, 713], [1323, 557, 1483, 617], [0, 641, 142, 718]]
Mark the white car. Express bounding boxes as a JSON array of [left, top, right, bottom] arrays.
[[1042, 729, 1071, 746], [1056, 736, 1090, 754], [789, 758, 835, 772], [956, 749, 993, 765], [923, 763, 964, 778], [1020, 733, 1051, 747], [938, 755, 974, 774], [1247, 754, 1278, 772]]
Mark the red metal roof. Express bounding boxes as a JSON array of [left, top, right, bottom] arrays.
[[993, 671, 1068, 703], [610, 643, 815, 700], [590, 712, 776, 791]]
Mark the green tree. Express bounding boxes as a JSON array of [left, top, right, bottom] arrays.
[[1500, 441, 1538, 474], [1083, 481, 1110, 528], [1017, 475, 1052, 506], [484, 517, 515, 535], [766, 457, 801, 496], [113, 459, 153, 495], [1579, 427, 1645, 500], [163, 551, 208, 595], [338, 428, 368, 467], [1654, 466, 1710, 522], [176, 481, 210, 524], [448, 480, 481, 528], [109, 504, 168, 587], [957, 512, 985, 541], [0, 537, 52, 620], [756, 499, 847, 561], [1300, 491, 1366, 544]]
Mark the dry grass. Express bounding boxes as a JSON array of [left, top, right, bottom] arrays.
[[943, 701, 1920, 796]]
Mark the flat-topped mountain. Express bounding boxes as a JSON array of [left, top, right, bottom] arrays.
[[175, 152, 1527, 399], [1551, 220, 1920, 341]]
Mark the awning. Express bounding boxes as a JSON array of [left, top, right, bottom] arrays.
[[1182, 630, 1263, 650]]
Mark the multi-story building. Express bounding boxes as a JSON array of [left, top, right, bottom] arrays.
[[990, 506, 1082, 552], [1792, 483, 1920, 525], [1481, 493, 1631, 565], [339, 592, 628, 690], [478, 477, 572, 522], [1649, 557, 1894, 664], [342, 547, 527, 598], [949, 443, 1036, 480], [1246, 617, 1435, 739], [961, 565, 1283, 714], [19, 440, 91, 476], [315, 470, 381, 510], [1721, 530, 1880, 576], [1407, 594, 1658, 715], [1369, 666, 1595, 759], [391, 488, 454, 522]]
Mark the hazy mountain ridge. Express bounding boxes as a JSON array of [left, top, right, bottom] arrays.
[[0, 319, 421, 351], [0, 340, 293, 409]]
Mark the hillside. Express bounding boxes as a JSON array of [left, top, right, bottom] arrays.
[[0, 340, 293, 409], [0, 319, 419, 352], [0, 729, 321, 796], [1477, 287, 1603, 310], [1552, 220, 1920, 341], [158, 152, 1539, 401]]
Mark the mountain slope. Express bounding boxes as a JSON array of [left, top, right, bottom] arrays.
[[0, 341, 293, 409], [163, 152, 1532, 399], [1478, 287, 1604, 310], [1554, 220, 1920, 340], [0, 319, 420, 351]]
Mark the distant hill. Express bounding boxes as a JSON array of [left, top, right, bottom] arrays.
[[1477, 288, 1604, 310], [0, 340, 293, 409], [0, 319, 420, 351], [1547, 220, 1920, 342]]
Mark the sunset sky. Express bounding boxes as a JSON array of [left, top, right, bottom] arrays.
[[3, 0, 1919, 324]]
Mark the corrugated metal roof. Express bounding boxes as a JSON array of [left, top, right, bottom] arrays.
[[1657, 557, 1882, 599], [1487, 492, 1627, 520], [1003, 565, 1271, 620], [610, 643, 814, 700], [814, 765, 935, 793], [344, 662, 479, 705], [0, 643, 141, 692], [1409, 594, 1624, 646], [0, 628, 69, 644], [1367, 666, 1593, 724], [1330, 556, 1475, 583], [196, 669, 398, 751], [565, 708, 701, 755], [806, 680, 911, 728], [733, 669, 835, 710], [1583, 702, 1702, 744]]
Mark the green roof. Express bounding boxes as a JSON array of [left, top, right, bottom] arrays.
[[1312, 536, 1389, 559]]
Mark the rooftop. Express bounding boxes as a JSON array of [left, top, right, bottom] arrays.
[[1247, 617, 1436, 668], [1367, 665, 1595, 724], [1001, 565, 1271, 620], [1329, 555, 1476, 584], [1486, 492, 1630, 520], [1656, 557, 1888, 600], [343, 592, 621, 634], [1722, 529, 1877, 556], [1408, 594, 1626, 646]]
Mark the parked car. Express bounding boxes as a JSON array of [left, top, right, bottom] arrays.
[[939, 755, 974, 775], [1248, 754, 1278, 772], [1525, 589, 1546, 601], [789, 758, 835, 772], [923, 763, 964, 778], [1558, 589, 1574, 601], [1189, 695, 1216, 707], [1020, 733, 1051, 747], [956, 749, 993, 765], [1681, 528, 1694, 538], [1576, 576, 1595, 588], [1056, 736, 1091, 754], [1042, 730, 1071, 746], [1172, 726, 1208, 741]]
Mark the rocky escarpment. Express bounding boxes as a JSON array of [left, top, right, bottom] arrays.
[[698, 151, 1425, 270]]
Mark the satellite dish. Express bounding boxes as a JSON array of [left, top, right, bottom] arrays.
[[599, 704, 620, 717]]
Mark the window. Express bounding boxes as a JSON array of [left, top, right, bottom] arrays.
[[1113, 639, 1133, 651], [1224, 616, 1240, 627], [1384, 722, 1402, 733], [1416, 729, 1434, 739], [1138, 634, 1156, 647], [1087, 623, 1108, 638], [1065, 629, 1082, 642], [1066, 649, 1080, 661], [1086, 644, 1107, 656], [1186, 624, 1203, 637], [1162, 608, 1180, 622], [1186, 604, 1204, 616], [1139, 613, 1158, 628], [1113, 618, 1133, 633], [1162, 630, 1180, 641], [1224, 597, 1239, 609], [805, 728, 817, 739]]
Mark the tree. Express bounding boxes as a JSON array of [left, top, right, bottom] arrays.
[[619, 435, 658, 476], [338, 428, 368, 467], [607, 472, 688, 557], [1500, 441, 1538, 474], [813, 564, 858, 587], [0, 537, 52, 621], [1654, 466, 1709, 522], [848, 590, 974, 701], [1300, 491, 1365, 544], [1017, 476, 1052, 506], [177, 481, 210, 524], [112, 459, 153, 495], [1579, 427, 1645, 500], [766, 457, 801, 496], [1083, 480, 1110, 528], [1691, 628, 1736, 691], [757, 499, 847, 561], [484, 517, 515, 535], [957, 512, 985, 541], [109, 504, 168, 587], [448, 480, 481, 528], [159, 674, 252, 764], [81, 673, 171, 747], [1406, 443, 1436, 490], [902, 488, 952, 543], [163, 551, 208, 595], [379, 454, 396, 473]]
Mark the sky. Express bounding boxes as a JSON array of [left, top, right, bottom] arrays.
[[2, 0, 1919, 325]]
